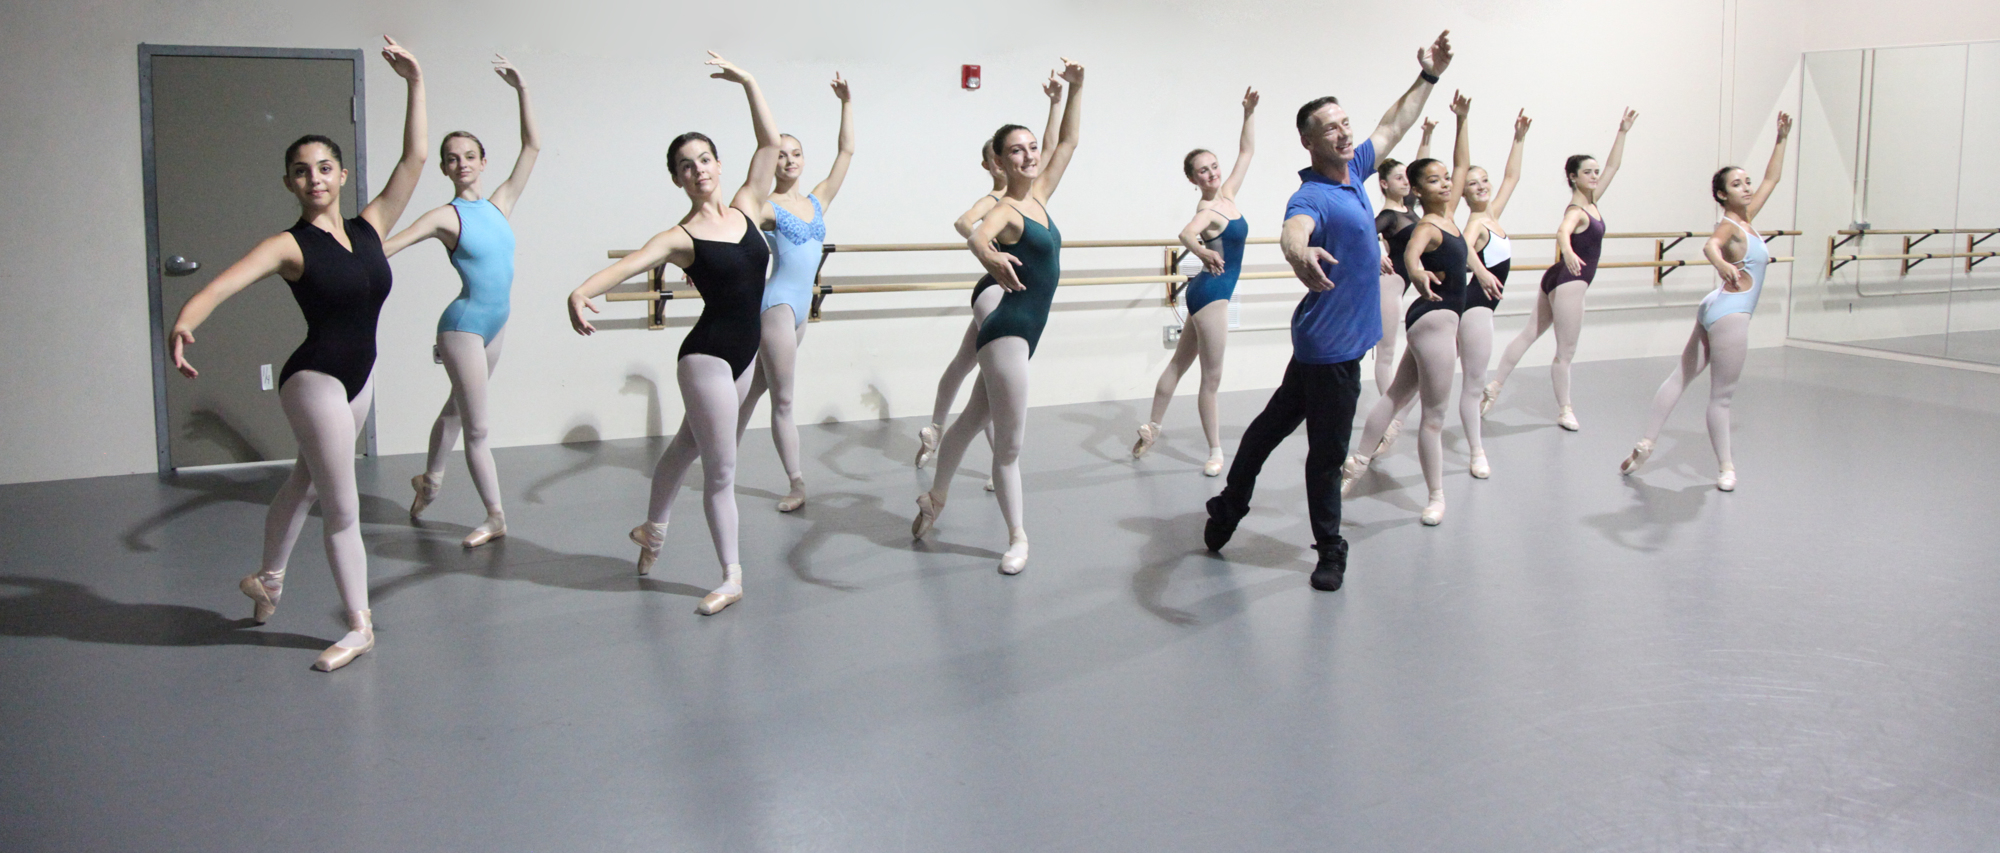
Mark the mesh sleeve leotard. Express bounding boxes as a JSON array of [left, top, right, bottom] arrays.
[[1697, 218, 1769, 329], [762, 194, 825, 327], [280, 217, 393, 401], [1464, 230, 1511, 313], [1404, 228, 1470, 330], [1539, 206, 1606, 294], [677, 210, 771, 379], [1377, 208, 1420, 284], [1184, 213, 1248, 316], [974, 201, 1062, 357], [437, 198, 515, 344]]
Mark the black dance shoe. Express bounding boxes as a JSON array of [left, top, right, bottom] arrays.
[[1309, 540, 1348, 592], [1203, 495, 1240, 552]]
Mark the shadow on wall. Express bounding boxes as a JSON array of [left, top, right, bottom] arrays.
[[184, 408, 267, 463]]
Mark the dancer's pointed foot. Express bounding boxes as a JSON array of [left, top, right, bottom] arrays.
[[1339, 454, 1372, 497], [1717, 468, 1737, 492], [630, 521, 668, 576], [984, 477, 995, 492], [1203, 448, 1225, 478], [462, 513, 506, 548], [1132, 422, 1162, 459], [1556, 406, 1581, 432], [911, 492, 944, 539], [239, 569, 283, 624], [697, 565, 744, 615], [776, 479, 806, 513], [1420, 491, 1446, 526], [1469, 452, 1491, 480], [312, 609, 373, 672], [1374, 418, 1403, 458], [1620, 438, 1654, 475], [999, 530, 1029, 575], [1480, 381, 1502, 416], [409, 473, 442, 520], [915, 423, 942, 468]]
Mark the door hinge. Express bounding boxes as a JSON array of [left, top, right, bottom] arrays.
[[350, 97, 358, 123]]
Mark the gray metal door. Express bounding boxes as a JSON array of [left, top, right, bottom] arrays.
[[140, 46, 370, 471]]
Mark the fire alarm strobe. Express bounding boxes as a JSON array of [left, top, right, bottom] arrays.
[[962, 65, 981, 90]]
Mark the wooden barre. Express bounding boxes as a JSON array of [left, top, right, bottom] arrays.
[[604, 230, 1800, 259], [1828, 252, 1997, 261], [1836, 228, 1997, 236]]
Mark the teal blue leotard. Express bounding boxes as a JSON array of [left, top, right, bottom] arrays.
[[436, 198, 515, 343], [1184, 213, 1247, 315], [762, 194, 825, 327], [1697, 218, 1768, 329], [975, 201, 1062, 356]]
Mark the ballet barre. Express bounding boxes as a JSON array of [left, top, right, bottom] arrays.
[[601, 228, 1798, 329], [1824, 228, 1998, 277]]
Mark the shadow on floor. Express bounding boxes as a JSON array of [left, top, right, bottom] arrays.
[[0, 576, 325, 649]]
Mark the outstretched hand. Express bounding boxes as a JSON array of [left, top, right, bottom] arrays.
[[1419, 30, 1454, 77], [170, 329, 199, 378], [987, 253, 1027, 292], [1450, 90, 1471, 118], [1242, 86, 1260, 113], [1291, 247, 1339, 292], [1775, 111, 1792, 140], [492, 54, 523, 89], [830, 72, 850, 102], [1415, 270, 1443, 301], [1043, 73, 1063, 103], [1057, 57, 1085, 86], [567, 292, 601, 335], [1474, 267, 1503, 300], [1619, 107, 1639, 132], [1514, 109, 1533, 139], [1421, 116, 1438, 138], [705, 51, 753, 85], [381, 36, 421, 81]]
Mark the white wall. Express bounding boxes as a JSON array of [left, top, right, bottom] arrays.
[[2, 0, 1997, 484]]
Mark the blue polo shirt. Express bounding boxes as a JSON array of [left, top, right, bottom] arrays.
[[1283, 139, 1381, 364]]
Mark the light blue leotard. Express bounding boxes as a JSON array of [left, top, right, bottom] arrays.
[[436, 197, 515, 343], [1697, 218, 1767, 330], [1185, 213, 1248, 315], [762, 194, 825, 327]]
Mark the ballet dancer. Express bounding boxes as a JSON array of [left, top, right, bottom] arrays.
[[1370, 117, 1434, 406], [917, 75, 1066, 474], [566, 53, 779, 615], [735, 72, 854, 513], [1450, 109, 1531, 470], [1484, 108, 1639, 430], [1342, 91, 1477, 525], [167, 36, 426, 671], [1620, 112, 1790, 491], [911, 58, 1086, 575], [1134, 85, 1260, 476], [386, 55, 540, 548], [1204, 30, 1454, 592]]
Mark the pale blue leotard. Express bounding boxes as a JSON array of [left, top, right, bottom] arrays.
[[762, 194, 825, 327], [1697, 218, 1768, 330], [436, 197, 515, 343]]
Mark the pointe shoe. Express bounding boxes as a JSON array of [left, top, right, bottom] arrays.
[[1420, 493, 1446, 526], [312, 609, 373, 672], [630, 521, 668, 576], [911, 493, 944, 539], [915, 424, 941, 468], [1620, 438, 1654, 475], [462, 517, 506, 548], [1480, 381, 1502, 417], [1132, 422, 1162, 459], [1374, 419, 1403, 458], [1556, 407, 1581, 432], [1717, 468, 1737, 492], [776, 483, 806, 513], [698, 566, 744, 615], [1339, 454, 1371, 497], [984, 478, 996, 492], [1469, 453, 1491, 480], [999, 537, 1029, 575], [238, 571, 282, 624], [409, 473, 441, 520], [1203, 454, 1225, 477]]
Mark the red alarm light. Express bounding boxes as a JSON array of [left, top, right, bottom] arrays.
[[962, 65, 981, 90]]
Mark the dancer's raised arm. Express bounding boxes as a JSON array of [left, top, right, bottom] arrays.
[[707, 53, 782, 217], [811, 74, 856, 206], [487, 55, 541, 216], [1746, 111, 1792, 220], [1033, 58, 1085, 201], [567, 230, 694, 335], [1368, 30, 1453, 155], [1488, 110, 1530, 220], [169, 237, 298, 377], [1594, 108, 1639, 201], [1444, 91, 1472, 215], [1041, 74, 1066, 154], [1218, 87, 1259, 199], [360, 36, 428, 237]]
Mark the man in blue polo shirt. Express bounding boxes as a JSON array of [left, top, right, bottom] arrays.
[[1205, 30, 1455, 592]]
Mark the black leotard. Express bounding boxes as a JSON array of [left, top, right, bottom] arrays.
[[1376, 208, 1419, 282], [677, 210, 770, 379], [975, 202, 1061, 356], [279, 217, 393, 401], [1404, 228, 1469, 330]]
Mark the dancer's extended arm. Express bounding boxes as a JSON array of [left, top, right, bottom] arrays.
[[708, 53, 781, 220], [488, 55, 541, 216], [170, 236, 302, 377], [1181, 209, 1230, 275], [1405, 221, 1442, 301], [1368, 30, 1453, 155], [1218, 87, 1258, 200], [812, 74, 856, 206], [567, 229, 695, 335], [1034, 58, 1085, 201], [1444, 91, 1471, 215], [1594, 108, 1638, 201], [1489, 111, 1530, 220], [1555, 206, 1589, 275], [1746, 112, 1792, 221], [360, 36, 428, 237], [1281, 215, 1337, 292]]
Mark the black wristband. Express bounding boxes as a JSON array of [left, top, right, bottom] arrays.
[[1419, 70, 1439, 84]]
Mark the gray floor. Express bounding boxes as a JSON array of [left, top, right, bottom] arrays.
[[1835, 328, 2000, 365], [5, 346, 2000, 852]]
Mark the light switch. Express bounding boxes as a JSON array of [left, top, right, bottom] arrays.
[[260, 364, 274, 391]]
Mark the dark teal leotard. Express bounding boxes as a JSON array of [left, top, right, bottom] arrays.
[[975, 205, 1062, 356]]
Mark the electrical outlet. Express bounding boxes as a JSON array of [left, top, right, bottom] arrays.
[[1162, 324, 1182, 348], [259, 364, 274, 391]]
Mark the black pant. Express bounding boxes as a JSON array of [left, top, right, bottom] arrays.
[[1215, 358, 1361, 553]]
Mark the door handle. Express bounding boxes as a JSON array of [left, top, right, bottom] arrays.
[[164, 256, 201, 277]]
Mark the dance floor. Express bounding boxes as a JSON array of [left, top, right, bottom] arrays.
[[4, 346, 1998, 852]]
